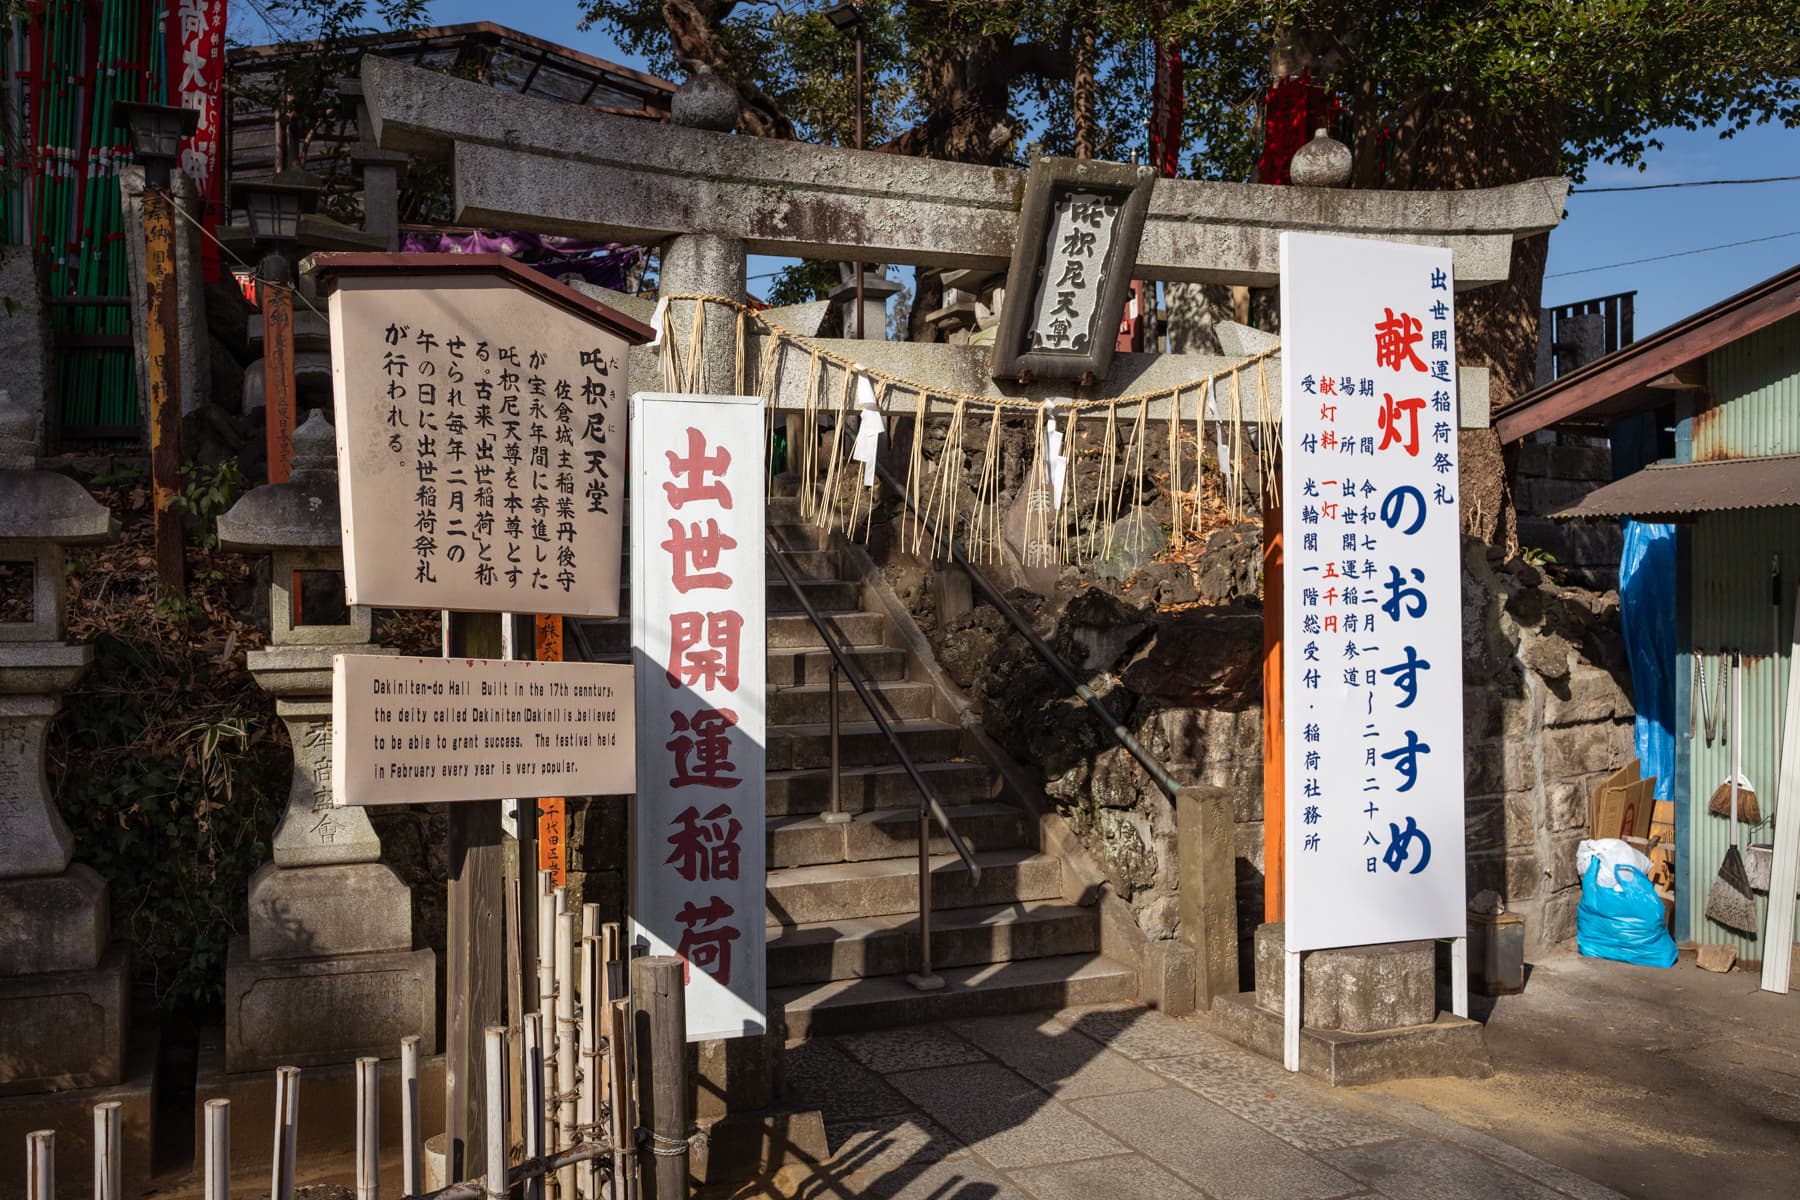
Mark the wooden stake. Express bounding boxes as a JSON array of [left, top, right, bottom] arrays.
[[270, 1066, 301, 1200], [522, 1014, 547, 1200], [260, 255, 297, 484], [141, 186, 186, 592], [556, 908, 579, 1200], [26, 1130, 53, 1200], [631, 956, 687, 1200], [356, 1058, 380, 1200], [445, 613, 507, 1182], [401, 1036, 423, 1199], [608, 998, 635, 1200], [483, 1027, 509, 1200], [93, 1101, 122, 1200], [203, 1099, 230, 1200], [578, 934, 601, 1200]]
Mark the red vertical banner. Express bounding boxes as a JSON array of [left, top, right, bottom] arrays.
[[168, 0, 228, 281], [535, 614, 567, 886]]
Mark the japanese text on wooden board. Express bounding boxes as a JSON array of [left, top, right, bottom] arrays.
[[1279, 232, 1466, 953], [328, 275, 625, 616], [630, 393, 768, 1041], [331, 655, 636, 807]]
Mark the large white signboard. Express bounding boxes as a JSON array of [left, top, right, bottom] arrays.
[[331, 655, 635, 806], [629, 392, 767, 1041], [328, 272, 628, 616], [1279, 232, 1465, 953]]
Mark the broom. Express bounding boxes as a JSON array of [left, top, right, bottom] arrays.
[[1706, 654, 1759, 934], [1709, 651, 1761, 823]]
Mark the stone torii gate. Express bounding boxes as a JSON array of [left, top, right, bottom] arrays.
[[353, 47, 1566, 1136]]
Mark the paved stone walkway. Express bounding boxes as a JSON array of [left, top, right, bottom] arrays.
[[766, 1001, 1627, 1200]]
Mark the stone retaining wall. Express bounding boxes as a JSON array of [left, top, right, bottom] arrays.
[[897, 527, 1635, 968]]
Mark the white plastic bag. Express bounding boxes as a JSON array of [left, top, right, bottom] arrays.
[[1576, 838, 1653, 892]]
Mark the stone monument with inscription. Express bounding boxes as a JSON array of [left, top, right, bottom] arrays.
[[0, 389, 155, 1192], [213, 411, 435, 1073]]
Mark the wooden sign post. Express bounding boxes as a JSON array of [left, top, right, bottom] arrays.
[[319, 253, 652, 1184]]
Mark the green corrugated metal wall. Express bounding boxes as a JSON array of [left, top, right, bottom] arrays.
[[1678, 314, 1800, 953], [1695, 312, 1800, 460], [1682, 509, 1799, 957]]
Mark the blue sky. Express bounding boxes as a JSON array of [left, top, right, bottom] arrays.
[[238, 2, 1800, 335]]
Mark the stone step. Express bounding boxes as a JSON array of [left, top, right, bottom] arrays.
[[767, 900, 1097, 987], [767, 802, 1025, 869], [774, 954, 1138, 1040], [767, 645, 908, 688], [766, 760, 993, 817], [569, 611, 885, 656], [767, 720, 964, 770], [768, 549, 843, 581], [767, 679, 935, 727], [614, 578, 861, 615], [766, 849, 1062, 927]]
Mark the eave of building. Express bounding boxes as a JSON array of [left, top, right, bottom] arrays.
[[1495, 262, 1800, 444]]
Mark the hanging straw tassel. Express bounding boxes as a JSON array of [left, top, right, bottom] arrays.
[[904, 390, 931, 556], [1193, 377, 1212, 537], [682, 299, 707, 393], [734, 307, 747, 396], [1167, 391, 1184, 554], [921, 397, 965, 559], [1091, 400, 1119, 562], [815, 364, 856, 534], [969, 403, 1004, 562], [795, 351, 822, 522]]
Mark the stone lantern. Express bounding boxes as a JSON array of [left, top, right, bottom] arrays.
[[0, 401, 142, 1166], [213, 410, 434, 1075]]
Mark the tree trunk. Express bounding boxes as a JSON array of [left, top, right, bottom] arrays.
[[1381, 95, 1564, 550]]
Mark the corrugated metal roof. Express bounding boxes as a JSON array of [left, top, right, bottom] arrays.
[[1552, 455, 1800, 519]]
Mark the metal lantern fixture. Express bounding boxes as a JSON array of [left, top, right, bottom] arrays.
[[233, 166, 324, 248], [110, 101, 198, 190], [823, 1, 864, 30]]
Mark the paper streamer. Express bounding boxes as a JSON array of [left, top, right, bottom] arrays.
[[1044, 401, 1070, 511], [850, 367, 884, 486], [645, 296, 669, 348]]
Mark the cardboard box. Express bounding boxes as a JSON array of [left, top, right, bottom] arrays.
[[1590, 759, 1656, 840]]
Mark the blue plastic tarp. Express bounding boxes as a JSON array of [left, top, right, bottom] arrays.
[[1619, 520, 1676, 800]]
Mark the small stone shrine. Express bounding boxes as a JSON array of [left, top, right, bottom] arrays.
[[212, 411, 434, 1076], [0, 388, 152, 1190]]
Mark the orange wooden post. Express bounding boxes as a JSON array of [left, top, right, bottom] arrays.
[[1262, 458, 1285, 923], [535, 614, 567, 886], [142, 187, 187, 592]]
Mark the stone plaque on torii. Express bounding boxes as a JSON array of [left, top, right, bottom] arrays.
[[354, 51, 1567, 1086]]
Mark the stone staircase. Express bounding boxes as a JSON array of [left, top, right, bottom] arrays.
[[569, 496, 1136, 1038]]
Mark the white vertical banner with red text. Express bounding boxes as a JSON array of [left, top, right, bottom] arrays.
[[630, 392, 767, 1040], [167, 0, 228, 281], [1279, 232, 1465, 953]]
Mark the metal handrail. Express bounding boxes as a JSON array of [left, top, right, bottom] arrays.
[[873, 459, 1183, 801], [766, 529, 980, 991]]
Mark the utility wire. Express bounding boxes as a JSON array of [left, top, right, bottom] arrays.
[[1544, 229, 1800, 279], [1571, 173, 1800, 194]]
